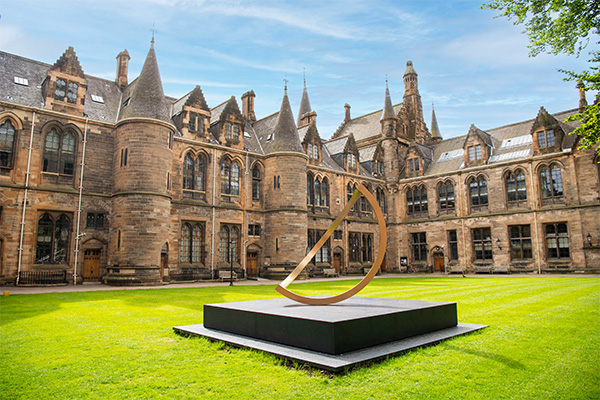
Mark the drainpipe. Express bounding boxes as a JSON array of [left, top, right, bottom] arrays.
[[73, 118, 89, 285], [243, 152, 249, 276], [210, 147, 217, 278], [16, 111, 36, 285], [529, 161, 541, 274]]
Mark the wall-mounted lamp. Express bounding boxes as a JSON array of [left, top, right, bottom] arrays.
[[496, 238, 502, 250], [587, 233, 592, 247]]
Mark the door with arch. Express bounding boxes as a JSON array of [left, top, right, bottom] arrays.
[[433, 249, 445, 272], [83, 248, 101, 282], [246, 251, 258, 277]]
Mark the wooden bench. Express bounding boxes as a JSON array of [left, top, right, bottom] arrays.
[[218, 270, 237, 281], [323, 268, 339, 278]]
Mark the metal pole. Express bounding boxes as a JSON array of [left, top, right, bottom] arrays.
[[73, 118, 88, 285], [16, 111, 36, 286], [229, 239, 234, 286]]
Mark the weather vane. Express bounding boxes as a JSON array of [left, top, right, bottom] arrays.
[[151, 23, 156, 44]]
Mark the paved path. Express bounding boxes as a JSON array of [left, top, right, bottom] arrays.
[[1, 273, 596, 295]]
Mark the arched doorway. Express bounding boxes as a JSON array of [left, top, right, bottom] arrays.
[[432, 246, 445, 273], [82, 239, 104, 282], [332, 247, 344, 274], [246, 244, 261, 278], [161, 243, 169, 280]]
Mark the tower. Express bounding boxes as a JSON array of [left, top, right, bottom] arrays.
[[106, 41, 174, 285], [399, 61, 429, 144], [380, 81, 400, 185], [264, 85, 308, 268]]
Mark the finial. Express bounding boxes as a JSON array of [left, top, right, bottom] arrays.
[[283, 74, 288, 94], [385, 74, 388, 88], [432, 102, 435, 111], [150, 23, 156, 46], [303, 67, 306, 87]]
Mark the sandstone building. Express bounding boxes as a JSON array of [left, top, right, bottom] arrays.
[[0, 43, 598, 285]]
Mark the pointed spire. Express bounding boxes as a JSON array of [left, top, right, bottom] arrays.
[[297, 73, 312, 126], [430, 104, 441, 138], [269, 88, 303, 154], [119, 43, 170, 123], [381, 79, 397, 121]]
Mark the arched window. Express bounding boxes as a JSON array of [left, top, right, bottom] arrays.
[[35, 213, 71, 264], [43, 128, 76, 175], [183, 153, 205, 194], [321, 178, 329, 207], [505, 170, 527, 207], [407, 185, 428, 216], [180, 222, 205, 263], [437, 181, 455, 214], [314, 179, 321, 206], [347, 183, 358, 215], [360, 184, 372, 213], [307, 172, 314, 205], [0, 119, 16, 168], [469, 176, 488, 210], [221, 159, 240, 200], [219, 225, 239, 263], [349, 232, 361, 262], [191, 224, 203, 263], [252, 165, 261, 200], [540, 165, 563, 203], [376, 187, 386, 214]]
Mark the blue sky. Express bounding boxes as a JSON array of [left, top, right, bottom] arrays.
[[0, 0, 595, 140]]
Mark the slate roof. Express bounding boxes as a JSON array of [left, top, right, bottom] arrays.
[[265, 91, 303, 154], [0, 51, 122, 122], [334, 104, 402, 143], [119, 45, 171, 123], [424, 109, 581, 177]]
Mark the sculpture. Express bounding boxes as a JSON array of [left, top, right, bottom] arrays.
[[277, 184, 387, 305]]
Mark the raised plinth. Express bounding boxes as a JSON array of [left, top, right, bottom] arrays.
[[174, 297, 487, 371]]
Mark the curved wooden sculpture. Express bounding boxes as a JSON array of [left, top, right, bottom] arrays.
[[276, 183, 387, 305]]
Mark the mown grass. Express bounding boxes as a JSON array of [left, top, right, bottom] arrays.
[[1, 277, 598, 399]]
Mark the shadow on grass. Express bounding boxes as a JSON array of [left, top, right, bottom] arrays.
[[444, 344, 527, 370]]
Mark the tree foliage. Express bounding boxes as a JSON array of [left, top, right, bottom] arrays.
[[483, 0, 600, 155]]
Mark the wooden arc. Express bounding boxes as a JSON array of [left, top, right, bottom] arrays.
[[276, 183, 387, 305]]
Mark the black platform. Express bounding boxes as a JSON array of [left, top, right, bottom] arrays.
[[174, 297, 486, 372]]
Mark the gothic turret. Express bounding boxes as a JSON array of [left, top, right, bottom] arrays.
[[429, 104, 442, 144], [399, 61, 429, 144], [269, 87, 304, 153], [380, 80, 398, 137], [297, 77, 313, 127], [119, 41, 170, 123], [108, 40, 175, 285]]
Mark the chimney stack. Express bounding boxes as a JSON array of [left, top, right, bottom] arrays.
[[577, 81, 588, 112], [116, 50, 130, 90], [242, 90, 256, 122], [344, 103, 351, 122]]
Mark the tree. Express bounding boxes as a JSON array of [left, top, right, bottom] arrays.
[[483, 0, 600, 154]]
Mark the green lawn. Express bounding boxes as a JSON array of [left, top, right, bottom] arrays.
[[1, 277, 599, 399]]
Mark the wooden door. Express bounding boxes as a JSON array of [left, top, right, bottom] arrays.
[[333, 253, 341, 273], [247, 252, 258, 277], [83, 249, 101, 282], [160, 252, 168, 279], [433, 252, 445, 272]]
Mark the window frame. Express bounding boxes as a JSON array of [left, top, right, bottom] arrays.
[[406, 184, 428, 217], [539, 164, 564, 204], [472, 227, 493, 261], [35, 212, 71, 264], [411, 232, 427, 262], [505, 170, 528, 207], [437, 180, 455, 215], [0, 119, 16, 169], [468, 176, 488, 212], [509, 225, 532, 261], [545, 222, 570, 260]]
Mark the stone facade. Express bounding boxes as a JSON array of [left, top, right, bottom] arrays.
[[0, 45, 598, 286]]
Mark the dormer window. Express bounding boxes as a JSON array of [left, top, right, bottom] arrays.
[[233, 124, 240, 140], [408, 158, 420, 173], [468, 145, 482, 161], [67, 82, 78, 103], [189, 112, 205, 134], [54, 79, 66, 101], [225, 122, 232, 139], [349, 153, 357, 169], [537, 130, 555, 148]]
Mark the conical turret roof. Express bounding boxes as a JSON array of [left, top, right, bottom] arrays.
[[119, 43, 170, 123], [380, 82, 398, 121], [269, 88, 304, 154], [430, 105, 441, 138], [297, 78, 312, 125]]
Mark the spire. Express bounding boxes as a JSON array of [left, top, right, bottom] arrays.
[[430, 104, 441, 139], [297, 73, 312, 126], [119, 42, 170, 123], [269, 88, 304, 154], [380, 79, 397, 121]]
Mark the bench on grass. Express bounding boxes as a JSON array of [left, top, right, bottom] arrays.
[[218, 270, 237, 281], [323, 268, 339, 278]]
